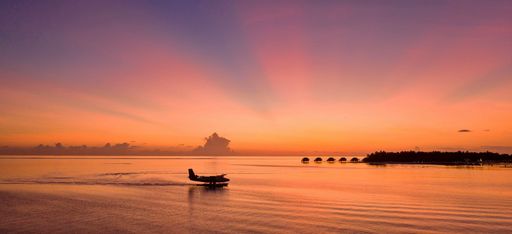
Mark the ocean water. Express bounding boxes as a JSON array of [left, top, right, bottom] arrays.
[[0, 156, 511, 233]]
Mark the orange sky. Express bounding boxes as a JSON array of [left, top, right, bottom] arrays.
[[1, 1, 512, 154]]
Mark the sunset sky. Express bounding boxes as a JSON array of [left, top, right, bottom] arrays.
[[1, 1, 511, 154]]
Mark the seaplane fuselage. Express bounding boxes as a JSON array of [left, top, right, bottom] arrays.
[[188, 168, 230, 184]]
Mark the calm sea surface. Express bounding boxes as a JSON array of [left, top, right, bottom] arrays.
[[1, 156, 511, 233]]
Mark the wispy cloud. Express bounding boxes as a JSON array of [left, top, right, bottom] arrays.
[[447, 66, 512, 102], [481, 146, 512, 153]]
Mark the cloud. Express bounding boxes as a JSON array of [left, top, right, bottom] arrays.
[[447, 66, 512, 102], [481, 146, 512, 153], [0, 142, 139, 155], [0, 134, 235, 155], [193, 132, 233, 155], [458, 129, 471, 133], [437, 147, 467, 151]]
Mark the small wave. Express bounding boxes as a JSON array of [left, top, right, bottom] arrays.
[[97, 171, 186, 176], [44, 176, 74, 179], [234, 164, 313, 168], [99, 172, 142, 176], [0, 180, 191, 186]]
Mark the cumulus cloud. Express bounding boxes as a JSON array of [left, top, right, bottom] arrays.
[[193, 132, 233, 155]]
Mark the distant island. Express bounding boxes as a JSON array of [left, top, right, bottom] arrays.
[[362, 151, 512, 165]]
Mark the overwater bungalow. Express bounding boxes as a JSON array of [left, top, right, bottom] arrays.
[[314, 157, 322, 162], [327, 157, 335, 162], [339, 157, 347, 162], [350, 157, 359, 162], [301, 157, 310, 163]]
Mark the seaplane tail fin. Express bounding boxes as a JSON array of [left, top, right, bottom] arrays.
[[188, 168, 197, 180]]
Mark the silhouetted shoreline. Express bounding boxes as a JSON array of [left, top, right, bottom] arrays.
[[363, 151, 512, 165]]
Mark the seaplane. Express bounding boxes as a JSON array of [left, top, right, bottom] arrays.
[[188, 168, 230, 187]]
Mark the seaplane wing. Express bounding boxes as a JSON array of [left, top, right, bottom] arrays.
[[188, 169, 230, 184]]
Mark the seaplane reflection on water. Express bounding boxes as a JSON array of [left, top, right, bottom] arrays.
[[188, 168, 229, 187]]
